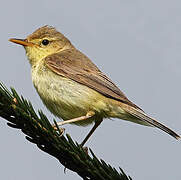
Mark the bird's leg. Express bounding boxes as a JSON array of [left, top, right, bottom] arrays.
[[81, 119, 103, 147], [54, 111, 95, 127], [53, 111, 102, 146]]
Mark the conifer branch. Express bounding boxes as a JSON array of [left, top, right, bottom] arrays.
[[0, 82, 132, 180]]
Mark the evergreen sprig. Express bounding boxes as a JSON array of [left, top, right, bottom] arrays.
[[0, 82, 132, 180]]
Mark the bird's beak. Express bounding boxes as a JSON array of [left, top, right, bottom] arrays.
[[9, 38, 34, 47]]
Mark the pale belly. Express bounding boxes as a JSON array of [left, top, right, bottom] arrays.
[[31, 65, 111, 125]]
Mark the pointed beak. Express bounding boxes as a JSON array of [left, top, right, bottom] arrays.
[[9, 38, 34, 47]]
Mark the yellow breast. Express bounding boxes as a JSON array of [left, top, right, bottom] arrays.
[[31, 61, 111, 126]]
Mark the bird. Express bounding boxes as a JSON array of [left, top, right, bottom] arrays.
[[9, 25, 180, 146]]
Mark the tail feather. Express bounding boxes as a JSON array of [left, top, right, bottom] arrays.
[[124, 107, 180, 140]]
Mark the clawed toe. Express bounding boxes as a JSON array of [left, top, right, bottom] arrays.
[[52, 124, 65, 136]]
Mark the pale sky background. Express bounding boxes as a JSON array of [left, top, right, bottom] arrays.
[[0, 0, 181, 180]]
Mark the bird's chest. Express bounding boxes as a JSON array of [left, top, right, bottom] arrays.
[[31, 65, 103, 121]]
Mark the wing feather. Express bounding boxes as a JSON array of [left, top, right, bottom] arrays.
[[45, 49, 141, 110]]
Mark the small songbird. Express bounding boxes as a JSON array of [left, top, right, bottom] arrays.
[[9, 26, 180, 146]]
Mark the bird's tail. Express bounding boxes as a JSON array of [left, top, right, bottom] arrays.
[[123, 106, 180, 140]]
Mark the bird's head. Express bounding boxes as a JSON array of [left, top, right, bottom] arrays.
[[9, 26, 72, 66]]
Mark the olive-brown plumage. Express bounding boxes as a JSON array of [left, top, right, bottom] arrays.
[[9, 26, 180, 145]]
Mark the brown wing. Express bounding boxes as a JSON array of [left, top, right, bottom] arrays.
[[45, 49, 141, 110]]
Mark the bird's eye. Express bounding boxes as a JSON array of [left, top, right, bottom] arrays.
[[41, 39, 49, 46]]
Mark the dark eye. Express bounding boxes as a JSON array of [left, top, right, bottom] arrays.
[[41, 39, 49, 46]]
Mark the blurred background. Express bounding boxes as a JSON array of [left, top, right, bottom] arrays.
[[0, 0, 181, 179]]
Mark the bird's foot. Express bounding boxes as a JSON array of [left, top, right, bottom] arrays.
[[52, 123, 65, 136]]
